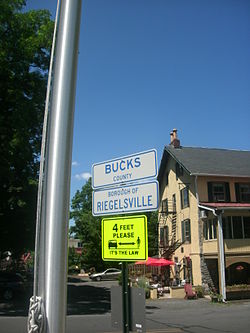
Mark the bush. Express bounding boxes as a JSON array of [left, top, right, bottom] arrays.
[[195, 285, 205, 298], [136, 277, 150, 298]]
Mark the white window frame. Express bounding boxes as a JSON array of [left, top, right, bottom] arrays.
[[212, 183, 226, 202], [239, 183, 250, 202], [203, 218, 217, 241]]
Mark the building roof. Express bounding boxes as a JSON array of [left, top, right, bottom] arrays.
[[159, 145, 250, 178]]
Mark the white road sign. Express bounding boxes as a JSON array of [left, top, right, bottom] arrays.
[[92, 180, 159, 216], [92, 149, 157, 189]]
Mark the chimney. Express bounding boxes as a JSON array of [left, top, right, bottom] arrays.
[[170, 131, 174, 143], [170, 128, 180, 148]]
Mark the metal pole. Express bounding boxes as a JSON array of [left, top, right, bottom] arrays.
[[35, 0, 60, 299], [44, 1, 82, 332], [122, 262, 130, 333], [217, 213, 226, 301]]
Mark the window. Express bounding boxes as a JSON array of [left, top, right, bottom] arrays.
[[161, 199, 168, 214], [222, 217, 232, 239], [163, 226, 169, 246], [203, 219, 217, 240], [207, 182, 230, 202], [180, 186, 189, 209], [222, 216, 250, 239], [160, 227, 164, 246], [243, 217, 250, 238], [235, 183, 250, 202], [232, 216, 243, 239], [172, 194, 176, 212], [181, 219, 191, 242], [159, 226, 169, 246]]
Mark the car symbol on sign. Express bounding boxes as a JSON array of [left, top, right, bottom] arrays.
[[108, 240, 117, 249]]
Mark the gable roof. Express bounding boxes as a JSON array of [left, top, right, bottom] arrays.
[[158, 145, 250, 178]]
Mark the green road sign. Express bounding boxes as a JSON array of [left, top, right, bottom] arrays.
[[102, 215, 148, 261]]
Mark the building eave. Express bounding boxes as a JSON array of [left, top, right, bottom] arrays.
[[191, 173, 250, 178]]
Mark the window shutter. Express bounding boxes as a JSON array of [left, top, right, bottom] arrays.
[[161, 200, 165, 213], [225, 182, 231, 202], [181, 221, 185, 242], [235, 183, 240, 202], [162, 199, 168, 213], [164, 226, 169, 246], [186, 187, 190, 207], [187, 219, 191, 242], [207, 182, 213, 202], [160, 227, 164, 245], [180, 189, 183, 209]]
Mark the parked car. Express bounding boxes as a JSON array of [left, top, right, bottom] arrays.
[[0, 271, 26, 301], [89, 268, 121, 281]]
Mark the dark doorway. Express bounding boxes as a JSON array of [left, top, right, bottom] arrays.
[[226, 262, 250, 285]]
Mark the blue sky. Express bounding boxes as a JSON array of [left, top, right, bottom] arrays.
[[26, 0, 250, 199]]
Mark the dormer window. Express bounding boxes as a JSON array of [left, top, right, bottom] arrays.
[[207, 182, 230, 202]]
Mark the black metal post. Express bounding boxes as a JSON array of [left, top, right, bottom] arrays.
[[122, 262, 129, 333]]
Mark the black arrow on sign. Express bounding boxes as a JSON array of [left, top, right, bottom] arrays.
[[119, 242, 135, 246]]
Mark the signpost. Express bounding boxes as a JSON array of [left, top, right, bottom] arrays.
[[102, 215, 148, 261], [92, 149, 158, 333], [92, 181, 159, 216], [92, 149, 157, 189]]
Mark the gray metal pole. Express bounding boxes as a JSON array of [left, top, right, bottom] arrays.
[[44, 1, 82, 332], [217, 213, 226, 301], [122, 262, 130, 333]]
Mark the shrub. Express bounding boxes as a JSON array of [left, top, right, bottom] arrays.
[[195, 285, 205, 298], [136, 277, 150, 298]]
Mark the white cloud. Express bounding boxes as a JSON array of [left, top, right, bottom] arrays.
[[72, 161, 79, 166], [75, 172, 91, 181]]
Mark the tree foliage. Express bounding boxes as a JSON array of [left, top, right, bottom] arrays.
[[146, 211, 158, 257], [70, 178, 159, 271], [0, 0, 54, 256], [70, 179, 104, 272]]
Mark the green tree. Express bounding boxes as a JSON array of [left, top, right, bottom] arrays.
[[0, 0, 54, 256], [68, 247, 81, 273], [146, 211, 158, 257], [70, 178, 105, 272]]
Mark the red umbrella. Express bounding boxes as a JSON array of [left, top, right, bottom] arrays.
[[155, 258, 175, 266], [135, 257, 157, 265], [135, 257, 174, 266]]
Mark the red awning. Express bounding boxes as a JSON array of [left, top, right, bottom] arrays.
[[200, 202, 250, 209]]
